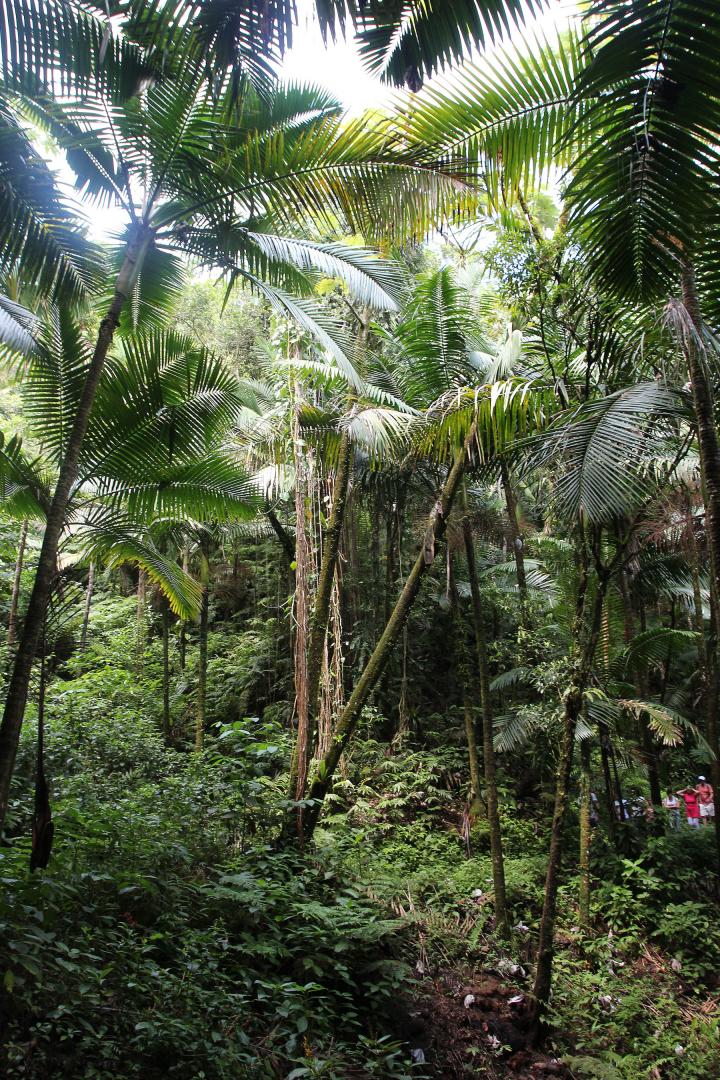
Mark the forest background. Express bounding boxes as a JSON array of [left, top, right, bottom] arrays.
[[1, 0, 720, 1077]]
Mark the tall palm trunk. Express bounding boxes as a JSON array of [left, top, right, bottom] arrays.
[[162, 599, 171, 741], [679, 262, 720, 873], [531, 535, 608, 1036], [7, 519, 28, 649], [0, 226, 151, 831], [620, 572, 663, 821], [179, 548, 189, 672], [298, 430, 475, 842], [448, 558, 483, 812], [135, 569, 147, 674], [195, 551, 210, 753], [461, 487, 509, 939], [500, 461, 527, 606], [30, 628, 53, 871], [598, 720, 618, 847], [79, 561, 94, 652], [578, 738, 592, 927]]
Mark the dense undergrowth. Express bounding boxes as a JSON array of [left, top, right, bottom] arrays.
[[1, 600, 718, 1079]]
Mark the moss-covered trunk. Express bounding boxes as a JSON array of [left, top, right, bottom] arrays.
[[578, 738, 592, 928], [195, 544, 210, 753]]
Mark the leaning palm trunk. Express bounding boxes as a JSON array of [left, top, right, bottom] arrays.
[[7, 519, 28, 650], [461, 491, 509, 939], [299, 428, 475, 843], [531, 532, 609, 1036], [0, 226, 151, 831], [677, 263, 720, 874]]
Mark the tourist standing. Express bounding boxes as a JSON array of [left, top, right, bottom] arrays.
[[677, 786, 700, 828], [694, 776, 715, 827], [662, 789, 681, 830]]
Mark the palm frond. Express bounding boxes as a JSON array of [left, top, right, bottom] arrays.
[[0, 98, 98, 301], [354, 0, 538, 89], [566, 0, 720, 300], [76, 514, 203, 620], [527, 382, 692, 524], [490, 665, 533, 693], [0, 432, 52, 518], [621, 627, 699, 673], [400, 27, 585, 201], [22, 306, 92, 462], [0, 292, 37, 354]]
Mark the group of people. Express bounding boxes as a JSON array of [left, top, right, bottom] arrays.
[[662, 777, 715, 829]]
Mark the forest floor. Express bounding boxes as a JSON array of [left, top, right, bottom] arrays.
[[398, 969, 569, 1078], [1, 632, 719, 1078]]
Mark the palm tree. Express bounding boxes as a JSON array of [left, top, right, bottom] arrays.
[[516, 377, 693, 1030], [0, 316, 263, 639], [296, 271, 551, 869]]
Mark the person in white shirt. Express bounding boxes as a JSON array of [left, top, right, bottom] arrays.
[[662, 789, 681, 830]]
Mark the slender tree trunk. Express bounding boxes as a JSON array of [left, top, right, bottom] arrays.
[[79, 561, 94, 652], [195, 581, 208, 752], [288, 396, 313, 821], [461, 486, 509, 939], [179, 548, 189, 672], [265, 505, 295, 562], [135, 569, 147, 674], [298, 431, 475, 842], [680, 263, 720, 874], [579, 738, 592, 928], [30, 626, 53, 871], [500, 461, 527, 607], [620, 572, 663, 822], [369, 490, 381, 638], [162, 599, 171, 741], [531, 538, 607, 1035], [7, 519, 28, 650], [449, 559, 483, 812], [289, 428, 352, 822], [598, 719, 618, 847], [0, 226, 151, 831]]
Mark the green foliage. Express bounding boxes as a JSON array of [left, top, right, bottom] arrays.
[[0, 677, 415, 1079]]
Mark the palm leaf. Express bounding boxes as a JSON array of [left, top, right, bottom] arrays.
[[0, 292, 37, 354]]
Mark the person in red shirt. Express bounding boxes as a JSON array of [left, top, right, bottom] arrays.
[[676, 786, 700, 828], [694, 776, 715, 826]]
